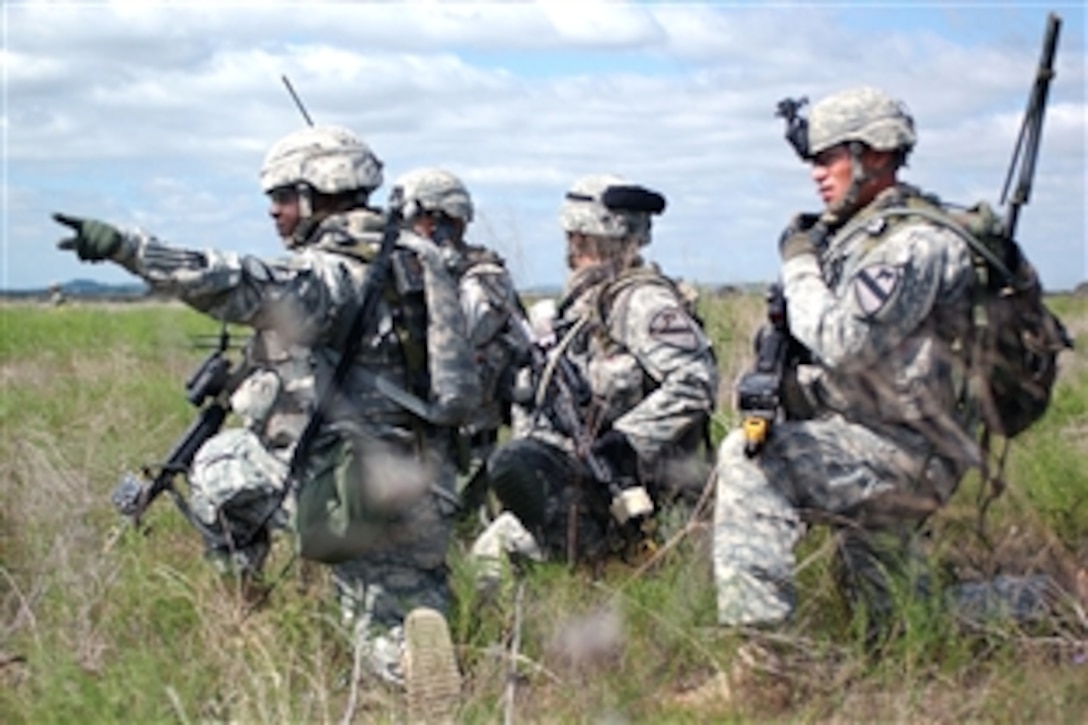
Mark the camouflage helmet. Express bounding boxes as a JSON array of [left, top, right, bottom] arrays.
[[259, 125, 383, 195], [559, 174, 665, 246], [394, 167, 473, 222], [808, 86, 916, 157]]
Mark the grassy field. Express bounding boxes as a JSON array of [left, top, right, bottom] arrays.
[[1, 294, 1086, 723]]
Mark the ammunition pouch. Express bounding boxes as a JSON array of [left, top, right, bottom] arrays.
[[294, 429, 430, 564]]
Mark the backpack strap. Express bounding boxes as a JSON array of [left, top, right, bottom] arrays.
[[316, 226, 433, 452], [460, 244, 506, 273], [844, 202, 1013, 281], [595, 265, 701, 333]]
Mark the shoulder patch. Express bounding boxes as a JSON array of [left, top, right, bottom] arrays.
[[853, 263, 903, 317], [647, 306, 700, 350]]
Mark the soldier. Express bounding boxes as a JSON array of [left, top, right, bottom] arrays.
[[390, 167, 531, 518], [711, 86, 1056, 644], [47, 281, 66, 306], [53, 125, 477, 719], [470, 173, 719, 581]]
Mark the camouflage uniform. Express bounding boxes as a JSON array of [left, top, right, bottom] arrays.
[[712, 198, 975, 625], [714, 87, 993, 630], [474, 175, 719, 570], [319, 220, 476, 689], [390, 168, 532, 507], [55, 126, 478, 690]]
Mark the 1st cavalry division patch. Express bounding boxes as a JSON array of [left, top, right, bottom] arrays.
[[853, 263, 903, 318]]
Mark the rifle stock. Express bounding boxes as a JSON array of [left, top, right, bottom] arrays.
[[112, 402, 227, 525]]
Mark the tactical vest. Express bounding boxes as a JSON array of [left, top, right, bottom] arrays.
[[314, 232, 431, 404]]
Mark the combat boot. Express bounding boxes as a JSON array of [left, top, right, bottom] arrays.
[[403, 607, 461, 723], [468, 511, 544, 596]]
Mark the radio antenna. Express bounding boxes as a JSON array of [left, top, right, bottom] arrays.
[[281, 74, 314, 126]]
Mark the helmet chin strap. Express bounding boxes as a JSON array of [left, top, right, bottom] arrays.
[[297, 183, 313, 219]]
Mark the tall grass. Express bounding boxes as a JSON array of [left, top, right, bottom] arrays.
[[1, 295, 1086, 722]]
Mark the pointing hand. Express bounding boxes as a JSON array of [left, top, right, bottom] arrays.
[[53, 213, 123, 262]]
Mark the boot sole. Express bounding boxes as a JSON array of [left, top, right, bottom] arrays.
[[404, 607, 461, 723]]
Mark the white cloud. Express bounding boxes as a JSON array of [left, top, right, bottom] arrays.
[[4, 2, 1085, 291], [539, 0, 664, 46]]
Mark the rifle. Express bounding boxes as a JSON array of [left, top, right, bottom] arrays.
[[999, 12, 1061, 242], [270, 76, 406, 477], [523, 316, 654, 527], [111, 325, 245, 531], [734, 283, 810, 457], [110, 75, 310, 533]]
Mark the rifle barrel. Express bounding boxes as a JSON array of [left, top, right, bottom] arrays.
[[1000, 13, 1062, 238]]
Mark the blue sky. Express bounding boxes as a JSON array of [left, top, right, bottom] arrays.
[[3, 1, 1085, 291]]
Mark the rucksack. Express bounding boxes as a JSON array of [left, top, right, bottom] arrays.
[[864, 197, 1072, 438], [848, 196, 1072, 518], [946, 201, 1073, 439], [931, 199, 1073, 520]]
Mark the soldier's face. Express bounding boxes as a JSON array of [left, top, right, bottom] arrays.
[[268, 186, 301, 239], [410, 214, 437, 240], [566, 232, 599, 270], [811, 145, 897, 212], [810, 144, 852, 208]]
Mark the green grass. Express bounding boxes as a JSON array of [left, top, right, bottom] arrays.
[[1, 294, 1086, 722]]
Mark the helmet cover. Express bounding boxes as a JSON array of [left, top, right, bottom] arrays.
[[394, 167, 474, 222], [559, 174, 664, 246], [259, 125, 383, 195], [808, 86, 916, 157]]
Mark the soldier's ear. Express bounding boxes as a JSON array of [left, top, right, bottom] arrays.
[[863, 148, 896, 173]]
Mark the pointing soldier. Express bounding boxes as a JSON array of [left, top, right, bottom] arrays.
[[54, 125, 477, 717]]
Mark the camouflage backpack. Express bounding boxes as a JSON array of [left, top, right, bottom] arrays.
[[951, 201, 1072, 439], [864, 197, 1072, 439]]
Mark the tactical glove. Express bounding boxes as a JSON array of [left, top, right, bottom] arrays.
[[777, 212, 823, 262], [590, 429, 639, 481], [592, 430, 654, 524], [53, 213, 123, 262]]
